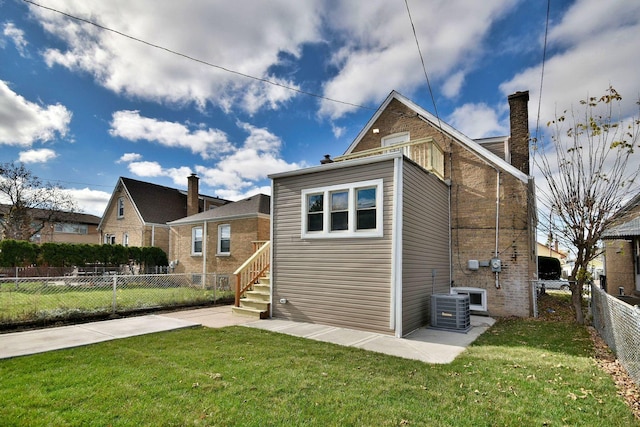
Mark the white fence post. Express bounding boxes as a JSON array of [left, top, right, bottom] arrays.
[[112, 275, 118, 314]]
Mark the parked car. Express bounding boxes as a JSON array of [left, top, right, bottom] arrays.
[[540, 279, 570, 291], [538, 256, 570, 291]]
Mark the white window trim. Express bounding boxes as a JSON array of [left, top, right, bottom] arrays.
[[191, 226, 203, 256], [122, 233, 129, 247], [301, 179, 383, 239], [217, 224, 231, 256], [450, 287, 487, 312], [117, 197, 125, 218], [381, 132, 410, 147]]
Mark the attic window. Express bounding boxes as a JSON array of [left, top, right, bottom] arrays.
[[381, 132, 409, 147], [117, 197, 125, 218], [301, 179, 383, 239]]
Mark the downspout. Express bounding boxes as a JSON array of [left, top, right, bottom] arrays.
[[495, 171, 501, 289], [202, 221, 207, 286], [151, 224, 155, 246]]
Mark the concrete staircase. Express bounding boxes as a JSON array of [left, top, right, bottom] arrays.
[[232, 274, 270, 319]]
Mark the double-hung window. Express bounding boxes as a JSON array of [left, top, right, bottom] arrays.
[[217, 224, 230, 255], [117, 197, 125, 218], [301, 179, 383, 238], [192, 226, 203, 255]]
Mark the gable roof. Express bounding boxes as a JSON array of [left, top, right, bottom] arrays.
[[602, 191, 640, 239], [0, 204, 100, 225], [168, 194, 270, 225], [344, 90, 529, 183], [98, 177, 229, 229]]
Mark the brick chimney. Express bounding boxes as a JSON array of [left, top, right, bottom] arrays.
[[508, 91, 530, 175], [187, 173, 199, 216]]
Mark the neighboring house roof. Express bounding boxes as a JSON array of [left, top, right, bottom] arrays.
[[344, 90, 529, 183], [168, 194, 270, 225], [601, 217, 640, 238], [98, 177, 229, 228], [0, 204, 100, 225], [601, 191, 640, 239]]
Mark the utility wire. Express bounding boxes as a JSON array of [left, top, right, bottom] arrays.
[[23, 0, 376, 112], [534, 0, 551, 144], [404, 0, 443, 131]]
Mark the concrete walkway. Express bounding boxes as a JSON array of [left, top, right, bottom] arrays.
[[0, 306, 495, 363]]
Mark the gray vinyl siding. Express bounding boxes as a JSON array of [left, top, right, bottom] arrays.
[[272, 160, 395, 334], [401, 159, 450, 335]]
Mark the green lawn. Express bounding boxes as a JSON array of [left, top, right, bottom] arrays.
[[0, 316, 636, 426], [0, 282, 233, 323]]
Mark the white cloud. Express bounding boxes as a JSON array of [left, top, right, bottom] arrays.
[[127, 160, 193, 187], [109, 111, 233, 159], [117, 152, 142, 163], [3, 22, 28, 56], [500, 0, 640, 132], [442, 71, 465, 99], [19, 148, 58, 163], [195, 123, 302, 191], [127, 161, 164, 177], [447, 103, 507, 139], [0, 80, 71, 146], [63, 187, 111, 216], [31, 0, 323, 113], [318, 0, 518, 119]]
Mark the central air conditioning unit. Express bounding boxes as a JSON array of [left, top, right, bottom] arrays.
[[430, 293, 471, 333]]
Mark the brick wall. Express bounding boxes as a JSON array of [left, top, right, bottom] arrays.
[[100, 186, 145, 247], [170, 216, 270, 276], [604, 239, 636, 295]]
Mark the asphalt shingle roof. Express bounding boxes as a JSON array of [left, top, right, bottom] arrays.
[[168, 194, 270, 224], [121, 177, 227, 224]]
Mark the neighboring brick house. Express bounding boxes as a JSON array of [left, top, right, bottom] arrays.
[[269, 90, 537, 337], [167, 194, 270, 278], [98, 175, 228, 254], [0, 204, 101, 244], [601, 192, 640, 296]]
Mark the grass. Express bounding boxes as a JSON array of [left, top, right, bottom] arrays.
[[0, 283, 233, 323], [0, 308, 637, 426]]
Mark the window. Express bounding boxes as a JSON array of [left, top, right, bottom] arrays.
[[54, 223, 88, 234], [306, 193, 323, 232], [450, 287, 487, 312], [301, 179, 383, 238], [217, 224, 230, 255], [104, 234, 115, 244], [192, 226, 203, 255], [122, 233, 129, 247], [330, 191, 348, 231], [117, 197, 125, 218], [382, 132, 409, 147]]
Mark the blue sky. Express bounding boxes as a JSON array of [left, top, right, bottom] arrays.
[[1, 0, 639, 219]]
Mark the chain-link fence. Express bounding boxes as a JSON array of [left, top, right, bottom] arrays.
[[591, 284, 640, 387], [0, 273, 233, 327]]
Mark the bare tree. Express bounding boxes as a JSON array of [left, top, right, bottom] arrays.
[[535, 86, 640, 323], [0, 162, 77, 241]]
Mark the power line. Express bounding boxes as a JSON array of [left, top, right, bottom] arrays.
[[534, 0, 551, 144], [404, 0, 443, 131], [23, 0, 376, 113]]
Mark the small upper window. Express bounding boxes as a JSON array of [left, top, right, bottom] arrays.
[[192, 226, 203, 255], [381, 132, 410, 147], [117, 197, 125, 218], [301, 179, 383, 239], [218, 224, 230, 255]]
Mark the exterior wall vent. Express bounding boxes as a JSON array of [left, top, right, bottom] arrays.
[[450, 287, 487, 312], [430, 294, 471, 333]]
